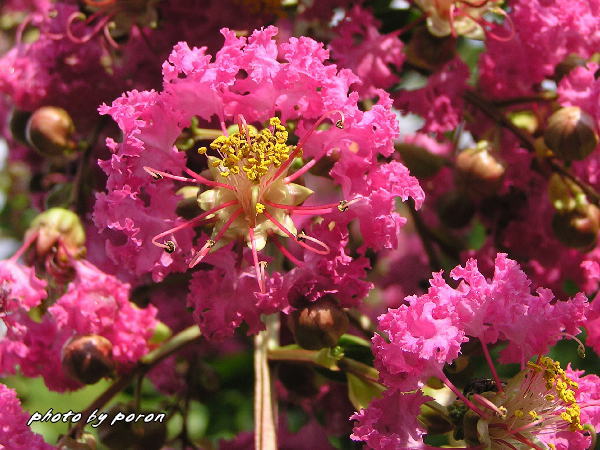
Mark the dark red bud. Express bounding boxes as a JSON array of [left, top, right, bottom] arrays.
[[62, 335, 115, 385], [289, 297, 349, 350]]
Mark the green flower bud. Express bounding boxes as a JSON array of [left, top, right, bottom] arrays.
[[27, 207, 86, 260]]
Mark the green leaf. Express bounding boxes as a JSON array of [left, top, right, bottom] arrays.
[[346, 373, 385, 411]]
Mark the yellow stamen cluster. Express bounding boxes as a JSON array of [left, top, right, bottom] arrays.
[[527, 356, 582, 431], [199, 117, 293, 183]]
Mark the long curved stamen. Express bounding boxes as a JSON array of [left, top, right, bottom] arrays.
[[262, 211, 329, 255], [283, 157, 319, 184], [439, 372, 488, 419], [271, 237, 304, 266], [66, 11, 112, 44], [264, 198, 358, 214], [249, 228, 265, 293], [472, 393, 505, 416], [144, 166, 236, 191], [103, 23, 121, 49], [481, 341, 504, 394], [144, 166, 198, 183], [15, 15, 32, 45], [188, 207, 243, 268], [237, 114, 252, 147], [297, 232, 330, 254], [266, 110, 345, 186], [151, 200, 238, 250], [183, 167, 237, 191], [9, 231, 39, 263]]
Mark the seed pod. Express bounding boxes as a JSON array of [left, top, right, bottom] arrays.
[[25, 106, 76, 159], [544, 106, 599, 161], [289, 297, 349, 350], [552, 204, 600, 250], [455, 143, 505, 198], [62, 335, 115, 385], [437, 190, 475, 229]]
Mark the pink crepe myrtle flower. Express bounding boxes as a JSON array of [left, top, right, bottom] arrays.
[[373, 274, 467, 390], [187, 255, 285, 341], [96, 26, 422, 288], [278, 219, 372, 309], [394, 58, 469, 133], [0, 259, 158, 391], [0, 383, 54, 450], [329, 5, 404, 97], [0, 259, 46, 313], [350, 389, 430, 450], [479, 0, 600, 98], [374, 254, 589, 391]]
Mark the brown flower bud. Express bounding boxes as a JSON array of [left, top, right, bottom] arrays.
[[405, 26, 457, 72], [289, 297, 349, 350], [62, 335, 115, 385], [437, 190, 475, 229], [26, 208, 86, 261], [552, 204, 600, 250], [396, 143, 447, 179], [455, 142, 505, 198], [544, 106, 599, 161], [25, 106, 76, 159]]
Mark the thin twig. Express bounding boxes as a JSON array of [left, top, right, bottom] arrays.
[[464, 89, 600, 207], [64, 325, 202, 441]]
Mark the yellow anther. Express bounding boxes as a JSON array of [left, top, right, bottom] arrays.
[[528, 410, 539, 421], [338, 200, 349, 212], [514, 410, 524, 418], [256, 202, 265, 214], [198, 147, 208, 154]]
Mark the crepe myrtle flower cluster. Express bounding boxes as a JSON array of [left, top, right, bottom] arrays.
[[2, 0, 600, 449], [352, 254, 600, 449], [95, 25, 423, 294]]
